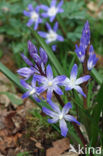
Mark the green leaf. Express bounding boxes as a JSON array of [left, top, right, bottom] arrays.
[[0, 92, 23, 105], [0, 62, 41, 107], [90, 83, 103, 145], [91, 68, 103, 85], [32, 30, 64, 75], [16, 151, 31, 156], [87, 81, 94, 107]]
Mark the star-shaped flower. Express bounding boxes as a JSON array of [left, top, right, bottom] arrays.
[[43, 100, 80, 137], [34, 64, 66, 99], [38, 22, 64, 50], [24, 4, 42, 30], [40, 0, 64, 22], [63, 64, 90, 97], [20, 78, 40, 102]]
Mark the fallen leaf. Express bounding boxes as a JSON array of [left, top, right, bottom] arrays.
[[46, 138, 70, 156]]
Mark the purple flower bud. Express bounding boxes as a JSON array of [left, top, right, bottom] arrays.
[[87, 54, 98, 70], [39, 48, 48, 64]]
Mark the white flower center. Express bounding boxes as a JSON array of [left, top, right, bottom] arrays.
[[48, 81, 53, 87], [30, 88, 36, 95], [79, 51, 82, 55], [30, 11, 39, 22], [48, 7, 58, 16], [59, 114, 63, 120], [47, 30, 57, 43], [70, 78, 76, 88]]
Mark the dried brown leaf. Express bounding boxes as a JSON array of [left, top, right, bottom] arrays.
[[46, 138, 70, 156]]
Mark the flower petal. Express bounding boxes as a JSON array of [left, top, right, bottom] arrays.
[[54, 86, 63, 95], [32, 53, 41, 64], [62, 102, 72, 115], [50, 15, 56, 22], [57, 0, 63, 8], [53, 75, 66, 84], [52, 45, 56, 51], [76, 75, 90, 85], [24, 10, 30, 17], [32, 95, 40, 103], [59, 8, 64, 13], [41, 13, 48, 18], [31, 77, 36, 88], [40, 48, 48, 64], [40, 4, 48, 11], [46, 64, 53, 79], [59, 119, 68, 137], [34, 75, 46, 83], [34, 21, 39, 30], [17, 67, 34, 79], [48, 118, 58, 123], [70, 64, 78, 80], [51, 0, 57, 6], [65, 85, 72, 91], [28, 40, 38, 56], [47, 88, 53, 99], [38, 85, 47, 93], [65, 115, 80, 125], [20, 79, 31, 89], [53, 22, 58, 31], [27, 19, 34, 27], [38, 31, 47, 38], [47, 99, 60, 113], [46, 23, 51, 31], [57, 35, 64, 41], [21, 53, 33, 66], [22, 91, 30, 99], [28, 4, 34, 11], [74, 86, 86, 97], [42, 107, 58, 118]]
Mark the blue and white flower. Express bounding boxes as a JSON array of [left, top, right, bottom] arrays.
[[38, 22, 64, 50], [40, 0, 64, 22], [34, 64, 66, 99], [63, 64, 90, 97], [20, 79, 40, 102], [43, 100, 80, 137], [24, 4, 42, 30]]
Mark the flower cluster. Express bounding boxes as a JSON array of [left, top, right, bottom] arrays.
[[19, 2, 95, 138], [17, 41, 48, 80], [17, 39, 91, 136], [24, 0, 64, 51], [75, 21, 98, 70]]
